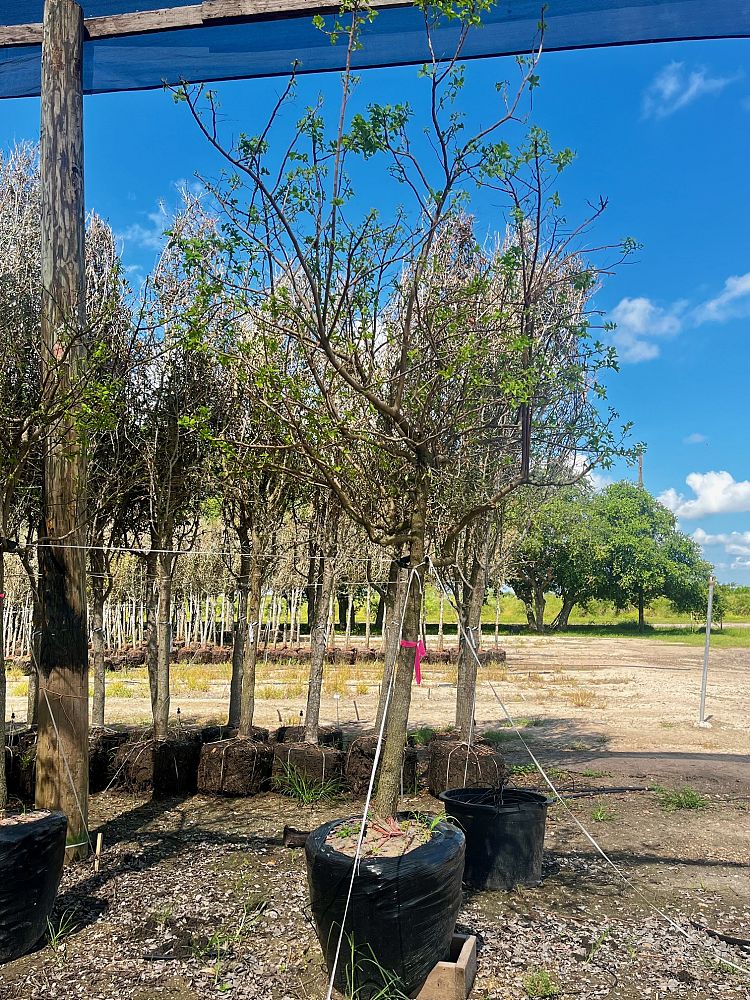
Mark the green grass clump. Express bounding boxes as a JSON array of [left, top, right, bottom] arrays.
[[654, 785, 708, 812], [591, 804, 616, 822], [272, 762, 341, 805], [522, 968, 560, 998], [410, 726, 436, 746]]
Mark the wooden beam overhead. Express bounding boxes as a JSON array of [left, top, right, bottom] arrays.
[[0, 0, 412, 48]]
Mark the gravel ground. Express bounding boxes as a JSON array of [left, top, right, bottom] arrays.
[[1, 775, 748, 1000]]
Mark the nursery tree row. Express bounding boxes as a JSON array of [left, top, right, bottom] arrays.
[[0, 3, 642, 829]]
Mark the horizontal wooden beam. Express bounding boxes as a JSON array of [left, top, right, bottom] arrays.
[[0, 0, 412, 48]]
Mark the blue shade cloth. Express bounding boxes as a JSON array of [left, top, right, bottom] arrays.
[[1, 2, 750, 99]]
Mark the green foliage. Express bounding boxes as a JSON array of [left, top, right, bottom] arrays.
[[522, 968, 561, 998], [591, 804, 616, 822], [46, 910, 78, 953], [271, 761, 342, 804], [507, 482, 714, 630], [654, 786, 708, 812]]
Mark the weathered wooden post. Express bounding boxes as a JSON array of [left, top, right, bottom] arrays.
[[35, 0, 90, 862]]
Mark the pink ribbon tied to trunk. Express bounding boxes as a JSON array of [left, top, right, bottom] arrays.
[[400, 638, 426, 685]]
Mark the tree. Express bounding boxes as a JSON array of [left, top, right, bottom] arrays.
[[507, 485, 601, 632], [593, 482, 711, 629], [176, 2, 632, 816]]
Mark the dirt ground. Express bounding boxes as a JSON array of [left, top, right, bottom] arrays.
[[2, 636, 749, 999]]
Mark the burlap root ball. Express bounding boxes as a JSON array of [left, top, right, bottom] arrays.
[[345, 736, 418, 796], [197, 739, 272, 796], [427, 739, 508, 797], [271, 742, 344, 790]]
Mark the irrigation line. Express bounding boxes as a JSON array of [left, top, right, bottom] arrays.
[[324, 561, 426, 1000], [429, 560, 750, 980]]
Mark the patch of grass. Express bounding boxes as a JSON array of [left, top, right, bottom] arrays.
[[107, 680, 141, 698], [654, 785, 708, 812], [47, 909, 78, 952], [591, 804, 616, 822], [483, 729, 517, 745], [522, 968, 560, 998], [9, 680, 28, 697], [580, 769, 610, 778], [257, 684, 284, 700], [410, 726, 436, 746], [272, 762, 342, 805], [567, 689, 601, 708]]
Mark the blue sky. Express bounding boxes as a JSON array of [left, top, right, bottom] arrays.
[[2, 36, 749, 583]]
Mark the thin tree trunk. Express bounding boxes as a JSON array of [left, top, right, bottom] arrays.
[[456, 552, 487, 740], [364, 583, 371, 649], [638, 587, 645, 631], [374, 495, 427, 818], [375, 565, 407, 730], [551, 595, 576, 631], [144, 550, 158, 718], [305, 546, 337, 744], [0, 553, 7, 808], [533, 583, 546, 633], [90, 549, 107, 729], [238, 550, 263, 737], [229, 548, 251, 728], [154, 541, 173, 740], [35, 0, 89, 861], [437, 590, 445, 652]]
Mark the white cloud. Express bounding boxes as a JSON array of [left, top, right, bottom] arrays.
[[692, 528, 750, 557], [660, 471, 750, 519], [609, 296, 685, 363], [683, 432, 708, 445], [642, 62, 739, 119], [119, 202, 170, 252], [693, 271, 750, 324]]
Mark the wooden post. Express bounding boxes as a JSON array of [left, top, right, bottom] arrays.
[[35, 0, 90, 863]]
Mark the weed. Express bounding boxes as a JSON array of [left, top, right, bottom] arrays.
[[355, 682, 369, 695], [344, 935, 410, 1000], [568, 689, 601, 708], [410, 726, 437, 746], [257, 684, 283, 700], [47, 910, 78, 952], [586, 928, 610, 962], [591, 804, 615, 822], [272, 761, 342, 805], [654, 785, 708, 812], [522, 968, 560, 998], [150, 905, 174, 928], [483, 729, 517, 745], [580, 769, 610, 778], [107, 680, 138, 698]]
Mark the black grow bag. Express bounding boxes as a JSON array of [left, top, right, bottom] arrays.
[[0, 810, 67, 964], [439, 787, 550, 890], [306, 814, 465, 999]]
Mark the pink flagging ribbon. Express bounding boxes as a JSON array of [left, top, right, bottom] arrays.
[[400, 638, 426, 685]]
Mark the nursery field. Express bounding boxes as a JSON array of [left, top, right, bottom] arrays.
[[6, 633, 749, 765], [0, 771, 748, 1000], [2, 635, 749, 1000]]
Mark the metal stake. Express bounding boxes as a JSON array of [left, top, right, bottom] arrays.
[[698, 576, 715, 727]]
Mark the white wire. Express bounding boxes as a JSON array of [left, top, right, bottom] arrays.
[[429, 559, 750, 980]]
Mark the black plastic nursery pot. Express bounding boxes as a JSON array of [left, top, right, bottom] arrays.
[[306, 814, 465, 999], [0, 810, 68, 964], [439, 787, 550, 890]]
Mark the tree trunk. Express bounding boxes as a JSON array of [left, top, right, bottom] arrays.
[[0, 553, 6, 809], [375, 564, 407, 731], [456, 552, 487, 741], [144, 550, 158, 718], [238, 550, 263, 737], [154, 535, 173, 740], [35, 0, 89, 862], [638, 587, 645, 631], [533, 583, 546, 633], [304, 516, 339, 744], [90, 549, 106, 729], [27, 591, 41, 727], [373, 498, 426, 818], [551, 595, 576, 631], [229, 546, 251, 728]]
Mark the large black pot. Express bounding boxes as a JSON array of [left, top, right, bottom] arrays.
[[306, 815, 465, 999], [439, 787, 550, 890], [0, 810, 68, 963]]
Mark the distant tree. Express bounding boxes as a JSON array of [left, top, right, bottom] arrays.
[[507, 485, 601, 632], [592, 482, 711, 629]]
